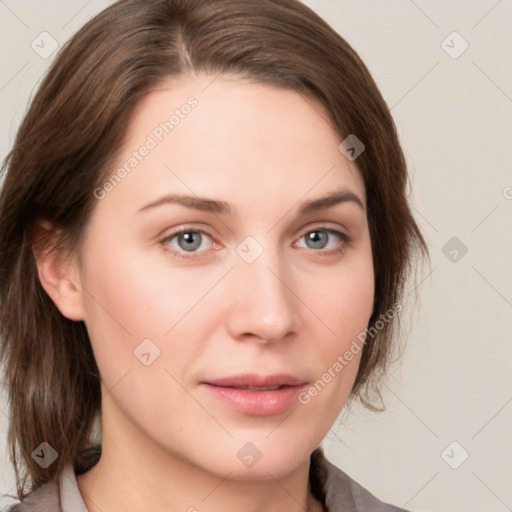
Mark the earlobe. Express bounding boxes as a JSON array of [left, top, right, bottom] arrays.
[[31, 219, 86, 322]]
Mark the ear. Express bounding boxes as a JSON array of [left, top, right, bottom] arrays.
[[30, 219, 86, 321]]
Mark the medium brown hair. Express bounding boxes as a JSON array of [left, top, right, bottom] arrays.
[[0, 0, 429, 500]]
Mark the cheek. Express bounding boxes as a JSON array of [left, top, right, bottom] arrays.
[[78, 233, 225, 387], [311, 247, 374, 342], [302, 244, 374, 393], [80, 235, 201, 333]]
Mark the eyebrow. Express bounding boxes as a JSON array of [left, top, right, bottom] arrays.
[[298, 189, 365, 215], [136, 188, 365, 216]]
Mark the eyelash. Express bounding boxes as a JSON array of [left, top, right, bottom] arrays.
[[160, 226, 353, 261]]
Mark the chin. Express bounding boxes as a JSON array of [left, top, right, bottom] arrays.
[[197, 431, 321, 482]]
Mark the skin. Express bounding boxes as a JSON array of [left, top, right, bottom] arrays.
[[35, 74, 374, 512]]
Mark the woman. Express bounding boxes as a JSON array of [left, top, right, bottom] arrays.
[[0, 0, 429, 511]]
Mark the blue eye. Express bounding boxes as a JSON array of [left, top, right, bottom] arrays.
[[302, 230, 330, 249], [162, 230, 213, 256], [295, 228, 350, 253], [175, 232, 203, 252]]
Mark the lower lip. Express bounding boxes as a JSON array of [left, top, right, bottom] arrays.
[[201, 383, 307, 416]]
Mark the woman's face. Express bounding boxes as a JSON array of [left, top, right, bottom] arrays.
[[69, 74, 374, 479]]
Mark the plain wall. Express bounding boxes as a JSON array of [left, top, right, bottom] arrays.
[[1, 1, 511, 511]]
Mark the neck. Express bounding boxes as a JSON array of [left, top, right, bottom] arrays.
[[76, 423, 323, 512], [77, 452, 323, 512]]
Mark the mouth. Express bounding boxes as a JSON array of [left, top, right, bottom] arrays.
[[200, 373, 309, 416], [227, 384, 286, 391]]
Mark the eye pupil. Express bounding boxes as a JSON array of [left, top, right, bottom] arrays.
[[306, 230, 327, 249], [178, 232, 202, 251]]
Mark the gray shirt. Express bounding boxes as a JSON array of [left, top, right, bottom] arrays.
[[7, 448, 409, 511]]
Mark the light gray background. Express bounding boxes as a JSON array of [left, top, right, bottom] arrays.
[[1, 1, 511, 511]]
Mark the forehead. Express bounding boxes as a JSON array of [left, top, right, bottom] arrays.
[[104, 74, 366, 210]]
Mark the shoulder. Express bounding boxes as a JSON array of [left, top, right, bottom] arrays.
[[4, 448, 100, 512], [3, 479, 60, 512], [311, 447, 409, 512]]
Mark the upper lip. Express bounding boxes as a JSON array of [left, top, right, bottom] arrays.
[[202, 373, 308, 389]]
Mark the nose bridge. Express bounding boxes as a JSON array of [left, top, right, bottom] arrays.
[[226, 238, 299, 342]]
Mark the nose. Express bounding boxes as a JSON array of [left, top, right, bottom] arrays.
[[224, 247, 301, 344]]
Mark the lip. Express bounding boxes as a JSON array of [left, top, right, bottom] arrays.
[[200, 373, 309, 416]]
